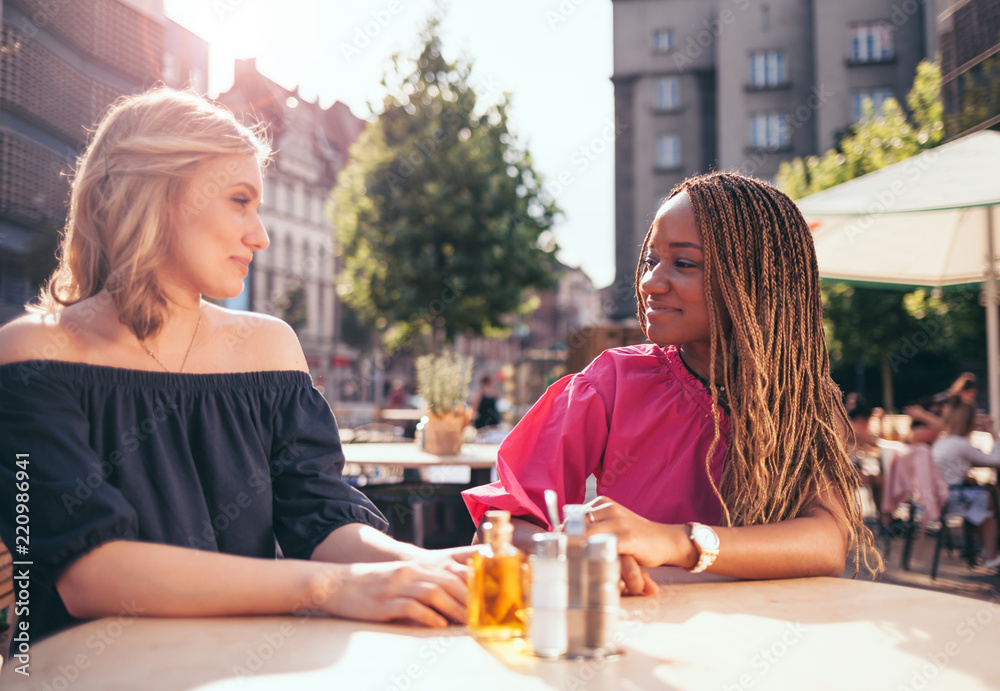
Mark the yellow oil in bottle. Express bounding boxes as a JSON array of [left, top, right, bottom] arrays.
[[468, 511, 526, 641]]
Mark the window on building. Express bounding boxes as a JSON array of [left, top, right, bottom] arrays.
[[163, 53, 180, 85], [654, 77, 680, 111], [653, 29, 674, 53], [301, 239, 312, 280], [749, 113, 790, 149], [189, 68, 205, 93], [849, 22, 894, 63], [274, 181, 286, 214], [748, 51, 788, 88], [294, 184, 305, 220], [851, 88, 895, 121], [656, 134, 681, 169], [285, 236, 295, 274]]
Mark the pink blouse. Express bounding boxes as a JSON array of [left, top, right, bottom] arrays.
[[462, 344, 731, 529]]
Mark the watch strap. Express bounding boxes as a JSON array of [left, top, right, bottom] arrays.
[[685, 522, 719, 573]]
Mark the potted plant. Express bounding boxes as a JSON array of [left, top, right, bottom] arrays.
[[416, 351, 473, 455]]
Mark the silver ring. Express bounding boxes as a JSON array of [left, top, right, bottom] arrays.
[[587, 508, 596, 523]]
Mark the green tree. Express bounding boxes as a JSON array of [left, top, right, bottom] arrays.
[[777, 60, 943, 197], [777, 61, 974, 410], [822, 285, 922, 411], [332, 19, 559, 352]]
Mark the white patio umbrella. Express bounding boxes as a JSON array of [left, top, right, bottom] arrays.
[[797, 130, 1000, 421]]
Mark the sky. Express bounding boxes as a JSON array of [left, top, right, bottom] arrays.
[[163, 0, 617, 288]]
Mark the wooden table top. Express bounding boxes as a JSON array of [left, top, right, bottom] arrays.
[[4, 568, 998, 690], [342, 442, 499, 468]]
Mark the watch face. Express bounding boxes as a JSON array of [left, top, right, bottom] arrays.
[[692, 524, 720, 551]]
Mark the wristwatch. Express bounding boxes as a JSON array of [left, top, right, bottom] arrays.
[[685, 522, 720, 573]]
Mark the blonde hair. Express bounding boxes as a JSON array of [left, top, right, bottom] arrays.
[[33, 87, 270, 338], [634, 172, 881, 576]]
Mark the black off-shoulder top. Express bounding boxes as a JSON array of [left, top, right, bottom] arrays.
[[0, 360, 387, 648]]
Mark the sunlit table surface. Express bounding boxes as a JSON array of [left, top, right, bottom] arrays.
[[4, 567, 999, 690]]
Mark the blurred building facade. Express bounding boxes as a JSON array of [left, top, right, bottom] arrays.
[[611, 0, 930, 316], [0, 0, 206, 324], [936, 0, 1000, 138], [217, 59, 366, 400]]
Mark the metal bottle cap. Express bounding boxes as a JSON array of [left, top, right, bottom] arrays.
[[585, 533, 618, 562], [532, 532, 567, 559]]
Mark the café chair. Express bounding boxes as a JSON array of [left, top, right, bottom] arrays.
[[879, 443, 948, 570], [929, 497, 980, 580]]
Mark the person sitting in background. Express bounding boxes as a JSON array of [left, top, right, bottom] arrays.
[[0, 88, 469, 653], [930, 400, 1000, 569], [387, 379, 410, 408], [847, 397, 883, 518], [878, 417, 950, 561], [903, 395, 945, 439], [945, 372, 979, 407], [471, 375, 501, 430]]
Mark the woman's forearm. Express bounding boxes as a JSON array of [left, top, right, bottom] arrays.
[[310, 523, 422, 563], [588, 482, 851, 581], [57, 540, 330, 619], [702, 513, 848, 579]]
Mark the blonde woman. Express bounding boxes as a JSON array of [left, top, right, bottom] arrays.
[[0, 88, 468, 651]]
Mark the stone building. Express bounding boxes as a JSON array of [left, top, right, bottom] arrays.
[[611, 0, 930, 316]]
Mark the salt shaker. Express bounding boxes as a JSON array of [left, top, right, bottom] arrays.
[[529, 532, 568, 658]]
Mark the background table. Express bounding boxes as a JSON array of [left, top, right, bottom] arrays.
[[342, 442, 499, 484], [4, 569, 999, 690], [342, 443, 499, 548]]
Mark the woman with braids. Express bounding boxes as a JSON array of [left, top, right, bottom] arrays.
[[463, 172, 880, 593], [0, 88, 469, 651]]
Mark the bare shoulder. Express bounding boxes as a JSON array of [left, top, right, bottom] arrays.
[[204, 304, 308, 373], [0, 311, 79, 366]]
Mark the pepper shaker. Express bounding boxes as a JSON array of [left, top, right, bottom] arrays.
[[584, 533, 621, 655]]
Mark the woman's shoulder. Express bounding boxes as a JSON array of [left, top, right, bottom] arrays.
[[0, 311, 83, 366], [583, 343, 675, 382], [202, 304, 308, 374]]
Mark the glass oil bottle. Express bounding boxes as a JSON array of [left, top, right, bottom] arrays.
[[468, 510, 526, 640]]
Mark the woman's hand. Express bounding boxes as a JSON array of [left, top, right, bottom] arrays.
[[619, 554, 660, 596], [312, 561, 467, 628], [410, 545, 476, 581], [586, 496, 692, 569]]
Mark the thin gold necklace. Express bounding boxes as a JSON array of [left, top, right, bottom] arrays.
[[139, 310, 202, 373]]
